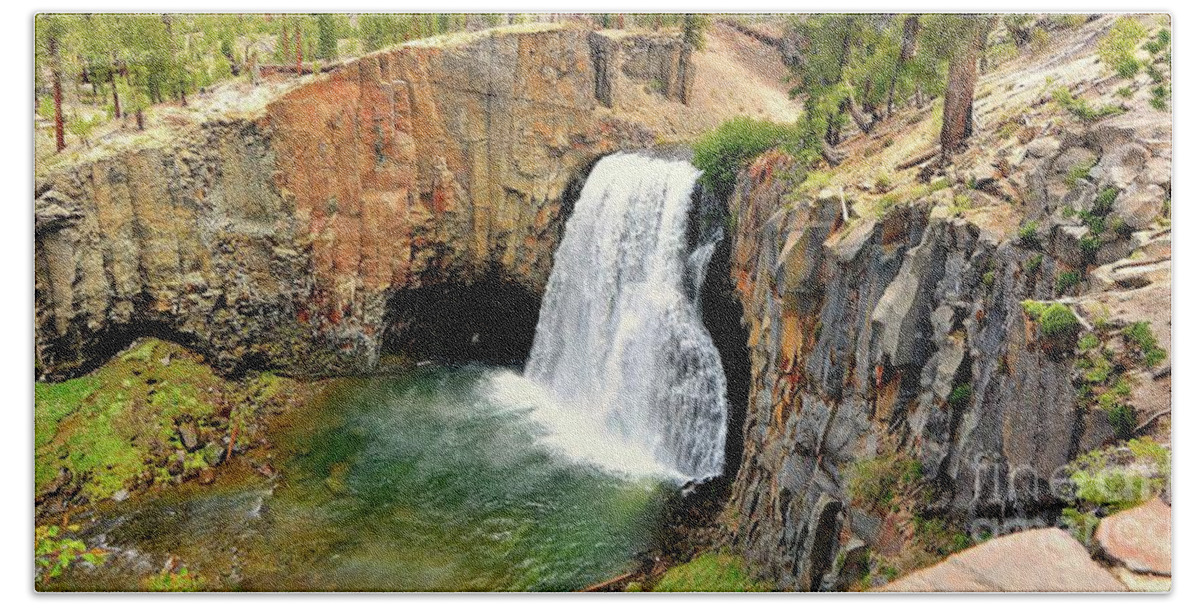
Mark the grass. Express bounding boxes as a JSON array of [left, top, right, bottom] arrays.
[[1122, 321, 1167, 367], [848, 452, 922, 513], [653, 553, 770, 592], [1052, 88, 1124, 122], [35, 338, 301, 503], [1056, 271, 1082, 295], [1018, 221, 1039, 248]]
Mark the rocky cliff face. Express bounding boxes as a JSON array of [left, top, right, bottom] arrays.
[[719, 24, 1171, 586], [35, 25, 700, 379]]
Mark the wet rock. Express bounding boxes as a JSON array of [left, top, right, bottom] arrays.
[[879, 528, 1126, 592], [1096, 498, 1171, 576], [179, 422, 200, 451]]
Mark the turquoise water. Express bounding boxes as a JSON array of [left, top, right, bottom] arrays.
[[57, 366, 675, 591]]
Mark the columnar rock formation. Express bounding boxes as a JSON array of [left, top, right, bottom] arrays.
[[720, 97, 1171, 591], [34, 25, 700, 379]]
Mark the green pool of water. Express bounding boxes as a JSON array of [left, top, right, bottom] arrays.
[[56, 366, 676, 591]]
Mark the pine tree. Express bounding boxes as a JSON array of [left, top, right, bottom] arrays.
[[316, 14, 338, 60]]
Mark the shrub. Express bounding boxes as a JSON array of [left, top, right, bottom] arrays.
[[948, 384, 972, 408], [1065, 161, 1095, 187], [653, 553, 769, 592], [1099, 17, 1148, 77], [1060, 508, 1100, 545], [1056, 271, 1082, 294], [1122, 321, 1167, 367], [1052, 87, 1123, 121], [693, 117, 798, 196], [1024, 254, 1044, 273], [1094, 187, 1119, 215], [1018, 221, 1040, 248], [144, 567, 206, 592], [1150, 85, 1170, 111], [1039, 303, 1080, 337], [1080, 234, 1101, 258]]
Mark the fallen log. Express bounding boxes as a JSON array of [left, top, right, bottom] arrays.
[[578, 571, 636, 592], [895, 146, 939, 171]]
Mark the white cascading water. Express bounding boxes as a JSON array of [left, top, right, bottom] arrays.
[[490, 152, 728, 481]]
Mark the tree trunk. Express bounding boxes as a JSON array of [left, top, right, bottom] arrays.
[[844, 95, 874, 134], [110, 71, 121, 119], [49, 36, 65, 153], [135, 109, 144, 131], [940, 17, 985, 162], [295, 27, 303, 75], [887, 15, 921, 116]]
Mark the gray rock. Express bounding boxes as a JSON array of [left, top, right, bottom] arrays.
[[1114, 183, 1167, 230], [1052, 147, 1099, 175], [1089, 143, 1150, 189], [1025, 137, 1061, 159]]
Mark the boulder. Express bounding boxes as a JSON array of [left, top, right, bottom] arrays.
[[1025, 137, 1060, 159], [1113, 183, 1167, 230], [878, 528, 1126, 592], [1089, 143, 1150, 190], [1096, 498, 1171, 576]]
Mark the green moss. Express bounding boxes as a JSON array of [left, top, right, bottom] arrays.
[[34, 338, 297, 503], [948, 384, 972, 408], [848, 453, 922, 513], [1039, 303, 1080, 338], [1056, 271, 1082, 294], [1018, 221, 1039, 248], [1123, 321, 1167, 367], [653, 553, 770, 592]]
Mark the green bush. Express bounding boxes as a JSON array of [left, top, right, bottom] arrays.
[[654, 553, 770, 592], [1122, 321, 1167, 367], [1099, 17, 1148, 78], [1039, 303, 1080, 338], [948, 384, 972, 408], [1052, 87, 1124, 121], [1024, 254, 1044, 274], [1056, 271, 1082, 294], [1018, 221, 1040, 248], [692, 118, 798, 196]]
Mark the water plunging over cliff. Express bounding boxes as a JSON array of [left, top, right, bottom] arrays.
[[517, 152, 729, 481]]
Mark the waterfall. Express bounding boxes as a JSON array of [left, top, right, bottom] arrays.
[[517, 152, 729, 481]]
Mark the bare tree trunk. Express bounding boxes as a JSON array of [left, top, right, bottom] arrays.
[[49, 35, 65, 152], [110, 71, 121, 119], [844, 95, 874, 134], [940, 17, 985, 162], [135, 109, 144, 131], [295, 27, 303, 75]]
